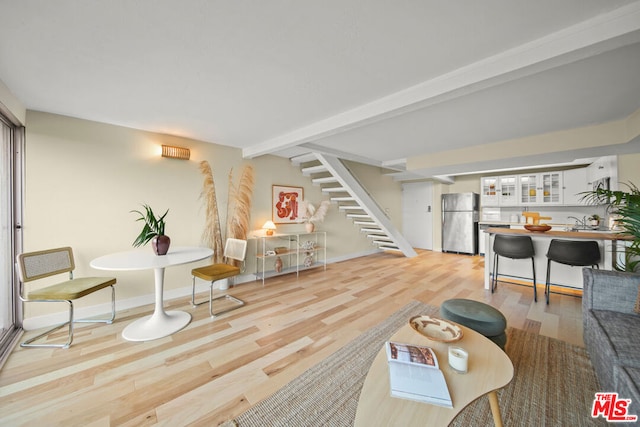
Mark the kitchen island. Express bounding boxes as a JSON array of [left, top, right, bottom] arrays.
[[483, 228, 632, 292]]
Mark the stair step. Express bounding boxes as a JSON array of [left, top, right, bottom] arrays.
[[361, 227, 383, 232], [379, 245, 402, 251], [354, 220, 376, 225], [346, 214, 371, 218], [331, 196, 355, 202], [290, 153, 318, 165], [368, 235, 393, 241], [372, 240, 395, 245], [338, 205, 363, 211], [312, 177, 338, 185], [321, 187, 347, 193], [301, 165, 327, 176], [367, 236, 393, 245]]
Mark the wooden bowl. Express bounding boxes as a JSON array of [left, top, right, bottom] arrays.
[[524, 224, 552, 232], [409, 315, 463, 342]]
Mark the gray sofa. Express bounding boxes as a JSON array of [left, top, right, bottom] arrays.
[[582, 268, 640, 422]]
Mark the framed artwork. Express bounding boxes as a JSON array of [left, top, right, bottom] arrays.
[[272, 185, 303, 224]]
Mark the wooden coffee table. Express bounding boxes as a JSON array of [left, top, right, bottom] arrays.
[[354, 322, 513, 427]]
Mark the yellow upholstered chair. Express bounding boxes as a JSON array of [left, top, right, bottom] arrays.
[[16, 247, 116, 348], [191, 238, 247, 318]]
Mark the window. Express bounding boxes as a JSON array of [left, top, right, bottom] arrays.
[[0, 111, 24, 366]]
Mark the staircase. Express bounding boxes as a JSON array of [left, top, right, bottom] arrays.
[[291, 153, 417, 258]]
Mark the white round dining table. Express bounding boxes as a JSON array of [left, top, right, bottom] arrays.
[[90, 246, 213, 341]]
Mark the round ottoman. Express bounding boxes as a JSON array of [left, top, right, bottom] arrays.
[[440, 299, 507, 350]]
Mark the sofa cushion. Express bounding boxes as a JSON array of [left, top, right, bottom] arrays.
[[592, 310, 640, 370], [583, 268, 640, 314], [616, 366, 640, 424]]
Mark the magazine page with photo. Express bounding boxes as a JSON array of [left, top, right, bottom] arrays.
[[386, 341, 452, 408]]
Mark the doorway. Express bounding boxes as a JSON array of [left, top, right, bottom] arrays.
[[402, 182, 433, 250], [0, 112, 23, 366]]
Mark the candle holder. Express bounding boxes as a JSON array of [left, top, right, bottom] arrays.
[[448, 346, 469, 374]]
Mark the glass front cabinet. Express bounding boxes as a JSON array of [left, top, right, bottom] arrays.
[[481, 175, 518, 206], [519, 172, 563, 205]]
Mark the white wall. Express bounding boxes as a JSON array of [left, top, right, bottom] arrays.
[[0, 78, 26, 124], [23, 111, 401, 325]]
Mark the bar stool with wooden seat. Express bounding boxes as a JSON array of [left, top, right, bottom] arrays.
[[545, 239, 600, 305], [492, 234, 537, 301]]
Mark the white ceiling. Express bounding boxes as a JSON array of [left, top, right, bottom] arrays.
[[2, 1, 640, 179]]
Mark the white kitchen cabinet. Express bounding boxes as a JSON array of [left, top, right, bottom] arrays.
[[480, 176, 500, 206], [562, 168, 588, 205], [480, 175, 518, 206], [586, 155, 618, 191], [497, 175, 518, 206], [519, 172, 562, 205], [587, 156, 615, 183]]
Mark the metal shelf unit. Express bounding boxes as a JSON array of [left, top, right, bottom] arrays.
[[252, 231, 327, 285]]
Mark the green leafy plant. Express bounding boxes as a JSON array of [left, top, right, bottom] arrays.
[[580, 182, 640, 272], [131, 204, 169, 247]]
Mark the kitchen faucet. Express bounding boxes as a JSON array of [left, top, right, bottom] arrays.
[[567, 216, 586, 230]]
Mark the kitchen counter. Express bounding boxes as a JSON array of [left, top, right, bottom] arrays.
[[486, 227, 632, 241], [483, 228, 632, 292]]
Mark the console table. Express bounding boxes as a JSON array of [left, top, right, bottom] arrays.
[[251, 231, 326, 285]]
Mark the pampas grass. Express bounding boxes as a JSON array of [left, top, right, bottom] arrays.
[[300, 200, 330, 224], [199, 161, 254, 265], [199, 160, 224, 263], [226, 164, 254, 241]]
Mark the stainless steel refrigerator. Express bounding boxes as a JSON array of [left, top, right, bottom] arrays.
[[442, 193, 479, 255]]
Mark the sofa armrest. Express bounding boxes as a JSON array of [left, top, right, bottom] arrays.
[[582, 268, 640, 314]]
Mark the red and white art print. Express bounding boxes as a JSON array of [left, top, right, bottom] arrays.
[[272, 185, 303, 224]]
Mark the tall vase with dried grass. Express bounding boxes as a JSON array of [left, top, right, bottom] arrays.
[[199, 161, 224, 263], [225, 164, 254, 267], [226, 164, 254, 243], [199, 160, 255, 267]]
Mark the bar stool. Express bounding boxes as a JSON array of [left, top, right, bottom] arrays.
[[545, 239, 600, 305], [492, 234, 537, 301]]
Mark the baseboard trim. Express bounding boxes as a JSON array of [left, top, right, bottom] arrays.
[[22, 250, 382, 331]]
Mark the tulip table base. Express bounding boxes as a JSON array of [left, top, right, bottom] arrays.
[[122, 310, 191, 341], [90, 247, 213, 342]]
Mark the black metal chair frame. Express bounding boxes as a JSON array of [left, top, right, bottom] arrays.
[[545, 239, 601, 305], [492, 234, 537, 301]]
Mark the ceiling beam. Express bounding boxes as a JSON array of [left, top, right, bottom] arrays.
[[242, 3, 640, 160]]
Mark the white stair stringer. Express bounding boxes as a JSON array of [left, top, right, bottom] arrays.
[[311, 153, 417, 257]]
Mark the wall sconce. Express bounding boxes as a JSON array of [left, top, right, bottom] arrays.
[[262, 220, 277, 236], [161, 145, 190, 160]]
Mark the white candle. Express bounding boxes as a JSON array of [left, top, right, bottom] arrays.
[[448, 346, 468, 374]]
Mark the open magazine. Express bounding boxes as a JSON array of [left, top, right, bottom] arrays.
[[386, 341, 453, 408]]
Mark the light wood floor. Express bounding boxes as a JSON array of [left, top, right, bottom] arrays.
[[0, 250, 584, 426]]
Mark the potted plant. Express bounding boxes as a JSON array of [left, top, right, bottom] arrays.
[[131, 204, 170, 255], [588, 214, 601, 228], [581, 183, 640, 272], [299, 200, 330, 232]]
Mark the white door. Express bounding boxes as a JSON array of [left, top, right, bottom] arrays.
[[402, 182, 433, 250]]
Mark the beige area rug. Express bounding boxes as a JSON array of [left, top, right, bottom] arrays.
[[228, 301, 605, 427]]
